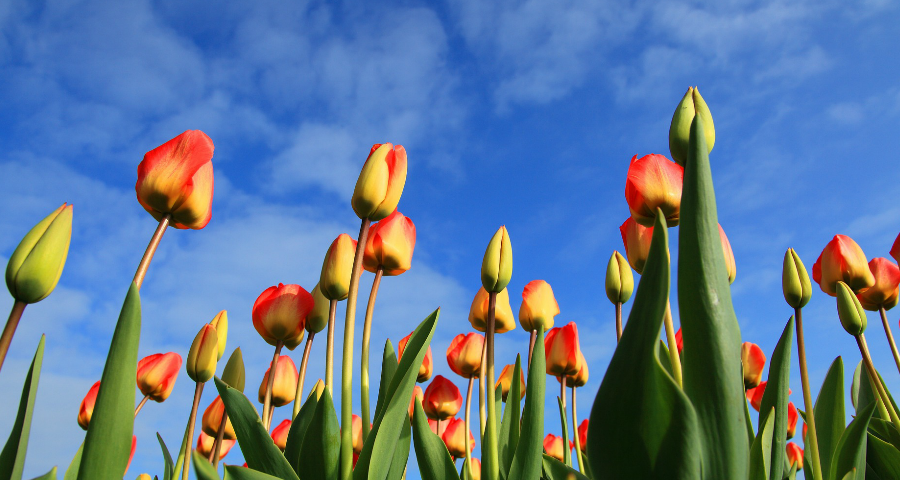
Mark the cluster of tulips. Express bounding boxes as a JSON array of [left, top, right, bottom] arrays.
[[4, 85, 900, 480]]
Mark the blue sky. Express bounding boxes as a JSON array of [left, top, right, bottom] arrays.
[[0, 0, 899, 477]]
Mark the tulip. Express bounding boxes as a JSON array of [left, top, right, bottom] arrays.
[[892, 233, 900, 265], [352, 143, 408, 221], [674, 327, 683, 355], [783, 248, 812, 309], [481, 226, 513, 293], [222, 347, 246, 392], [836, 281, 867, 336], [252, 283, 314, 350], [563, 350, 589, 388], [271, 419, 292, 451], [669, 86, 715, 166], [409, 385, 424, 419], [619, 217, 653, 274], [605, 251, 634, 305], [352, 414, 364, 454], [399, 332, 433, 382], [423, 375, 462, 420], [624, 154, 684, 227], [309, 379, 327, 401], [6, 203, 73, 304], [545, 322, 582, 377], [442, 417, 475, 458], [127, 436, 136, 475], [746, 381, 766, 412], [201, 396, 236, 440], [320, 234, 358, 301], [137, 474, 152, 480], [136, 352, 182, 402], [813, 235, 875, 296], [857, 258, 900, 311], [209, 310, 228, 360], [135, 130, 215, 229], [786, 402, 799, 439], [306, 284, 330, 335], [186, 324, 219, 383], [740, 342, 766, 390], [77, 380, 101, 430], [495, 364, 526, 402], [468, 459, 482, 480], [543, 434, 572, 462], [447, 333, 484, 379], [719, 224, 736, 284], [469, 287, 516, 334], [519, 280, 560, 332], [786, 442, 804, 470], [428, 418, 450, 437], [196, 431, 235, 459], [363, 210, 416, 276], [577, 420, 588, 450], [258, 356, 299, 407]]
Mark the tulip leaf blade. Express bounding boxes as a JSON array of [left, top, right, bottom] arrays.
[[829, 402, 875, 480], [191, 451, 221, 480], [557, 397, 571, 467], [0, 335, 44, 480], [814, 357, 845, 480], [749, 408, 775, 480], [374, 339, 398, 423], [866, 432, 900, 479], [28, 467, 56, 480], [498, 355, 522, 478], [61, 443, 82, 480], [297, 388, 340, 480], [386, 415, 411, 480], [223, 466, 284, 479], [284, 392, 319, 473], [540, 454, 590, 480], [758, 316, 794, 480], [410, 398, 460, 480], [587, 214, 703, 478], [77, 284, 141, 480], [156, 433, 175, 480], [506, 326, 546, 480]]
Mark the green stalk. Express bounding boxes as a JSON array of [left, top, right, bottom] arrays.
[[794, 308, 823, 480], [326, 299, 337, 394], [662, 301, 682, 387], [857, 333, 900, 431], [483, 291, 499, 480], [360, 266, 384, 441], [292, 332, 315, 419], [180, 382, 204, 480], [571, 386, 585, 472], [261, 341, 284, 431], [465, 377, 475, 480], [878, 307, 900, 376]]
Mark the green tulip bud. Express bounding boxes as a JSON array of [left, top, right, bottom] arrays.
[[221, 347, 245, 392], [209, 310, 228, 360], [782, 248, 812, 309], [669, 86, 715, 166], [605, 251, 633, 304], [6, 203, 73, 304], [186, 324, 219, 383], [306, 284, 330, 334], [481, 226, 512, 293], [836, 281, 867, 336]]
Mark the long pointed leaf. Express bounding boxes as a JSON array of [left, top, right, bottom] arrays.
[[506, 326, 545, 480], [829, 402, 876, 480], [541, 454, 590, 480], [498, 355, 521, 478], [814, 357, 845, 480], [191, 451, 221, 480], [223, 466, 283, 479], [0, 335, 45, 480], [411, 399, 459, 480], [27, 468, 55, 480], [749, 408, 775, 480], [386, 416, 411, 480], [157, 433, 174, 480], [758, 317, 793, 480], [284, 392, 319, 473], [297, 389, 340, 480], [374, 340, 398, 423]]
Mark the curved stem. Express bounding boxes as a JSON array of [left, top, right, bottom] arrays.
[[209, 411, 229, 467], [795, 308, 823, 480], [465, 377, 475, 480], [361, 266, 384, 441], [484, 291, 499, 480], [857, 333, 900, 431], [326, 299, 337, 394], [262, 341, 284, 431], [293, 332, 315, 419], [615, 302, 623, 342], [134, 394, 150, 418], [479, 345, 487, 437], [527, 330, 537, 374], [0, 301, 26, 374], [133, 214, 171, 290], [879, 307, 900, 376], [662, 301, 682, 387], [181, 381, 204, 480], [572, 386, 585, 472]]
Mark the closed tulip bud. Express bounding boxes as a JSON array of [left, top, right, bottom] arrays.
[[836, 281, 868, 336], [669, 86, 715, 166], [252, 283, 314, 350], [813, 235, 875, 296], [675, 327, 683, 355], [746, 381, 766, 412], [363, 210, 416, 276], [196, 431, 235, 459], [409, 385, 424, 419], [6, 203, 73, 304], [577, 420, 589, 450], [352, 414, 364, 454], [309, 379, 326, 400], [719, 224, 736, 284], [624, 154, 684, 227], [783, 248, 812, 309], [519, 280, 560, 332], [563, 350, 589, 387], [257, 356, 298, 407], [136, 352, 182, 402], [186, 324, 219, 383], [399, 332, 433, 382], [442, 417, 474, 458], [447, 333, 484, 379], [495, 364, 526, 402], [620, 217, 653, 274], [352, 143, 408, 221], [423, 375, 462, 420], [481, 226, 513, 293], [740, 342, 766, 390], [786, 402, 798, 439], [209, 310, 228, 360], [77, 380, 101, 430], [786, 442, 804, 470], [320, 234, 358, 301], [221, 347, 245, 392], [605, 251, 634, 305], [135, 130, 215, 229], [857, 258, 900, 311], [271, 419, 291, 451], [545, 322, 582, 377], [469, 287, 517, 334], [543, 434, 572, 462], [306, 284, 330, 334], [201, 396, 235, 440]]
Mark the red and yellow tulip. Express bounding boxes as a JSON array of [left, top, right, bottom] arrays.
[[363, 210, 416, 276], [320, 234, 358, 301], [136, 352, 181, 402], [620, 217, 653, 274], [469, 287, 516, 333], [201, 396, 235, 440], [446, 333, 484, 379], [423, 375, 462, 420], [399, 332, 433, 383], [257, 356, 299, 407], [352, 143, 408, 221], [441, 417, 474, 458], [77, 380, 100, 430], [271, 419, 291, 451], [857, 257, 900, 311], [252, 283, 314, 350], [545, 322, 583, 377], [813, 235, 875, 296], [519, 280, 560, 332], [740, 342, 765, 390], [495, 363, 526, 402], [624, 154, 684, 227]]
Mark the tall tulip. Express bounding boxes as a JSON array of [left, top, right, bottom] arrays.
[[447, 333, 484, 379], [543, 434, 572, 463], [320, 234, 358, 301], [469, 287, 516, 333], [495, 364, 526, 403], [442, 417, 475, 458], [858, 258, 900, 378], [786, 402, 799, 439], [202, 396, 235, 440], [545, 323, 582, 378], [669, 86, 715, 166], [77, 381, 101, 430], [196, 432, 234, 460], [423, 375, 462, 422], [740, 342, 765, 390], [519, 280, 559, 367], [136, 352, 182, 412], [182, 323, 219, 480], [399, 332, 433, 382], [624, 154, 684, 227], [719, 224, 736, 284], [619, 217, 653, 275], [295, 284, 328, 418], [786, 443, 804, 471], [271, 419, 292, 451], [605, 251, 633, 342], [258, 356, 299, 407], [813, 235, 875, 296]]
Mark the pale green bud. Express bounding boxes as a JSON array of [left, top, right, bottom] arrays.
[[186, 324, 219, 383], [782, 248, 812, 309], [669, 87, 715, 166], [221, 347, 245, 392], [6, 204, 73, 304], [605, 251, 634, 305], [836, 281, 867, 336], [481, 226, 512, 293]]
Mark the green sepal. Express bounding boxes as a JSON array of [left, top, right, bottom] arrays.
[[0, 335, 45, 480]]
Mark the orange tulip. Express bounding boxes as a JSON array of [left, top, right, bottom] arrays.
[[258, 356, 299, 407], [352, 414, 364, 454], [786, 442, 804, 470], [620, 217, 653, 274], [813, 235, 875, 296], [544, 322, 582, 377], [446, 333, 484, 379], [409, 385, 424, 419], [519, 280, 560, 332], [423, 375, 462, 420], [252, 283, 314, 350], [271, 419, 291, 451], [786, 402, 798, 439], [398, 331, 433, 382], [891, 232, 900, 265], [320, 234, 358, 301], [136, 352, 182, 402], [441, 417, 474, 458], [624, 153, 684, 227], [857, 258, 900, 311], [561, 350, 589, 387], [746, 381, 766, 412], [741, 342, 766, 390], [577, 419, 589, 450], [675, 327, 683, 355], [468, 287, 517, 333], [428, 417, 450, 437], [468, 459, 482, 480], [363, 210, 416, 276], [135, 130, 214, 229], [719, 224, 736, 284], [196, 431, 235, 459], [77, 380, 100, 430], [201, 396, 235, 440], [495, 363, 526, 402], [543, 434, 572, 462], [352, 143, 408, 221]]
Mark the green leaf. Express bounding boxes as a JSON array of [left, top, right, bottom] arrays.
[[78, 284, 141, 480], [557, 397, 571, 467], [223, 466, 283, 479], [813, 357, 845, 480], [749, 408, 775, 480], [374, 340, 398, 423], [678, 114, 749, 477], [540, 454, 590, 480], [284, 392, 319, 473], [157, 433, 175, 480], [840, 470, 856, 480], [0, 335, 45, 480], [191, 451, 221, 480], [386, 415, 411, 480], [588, 214, 702, 479], [829, 402, 876, 480], [354, 309, 439, 480], [62, 443, 82, 480], [745, 399, 757, 447], [213, 378, 299, 480], [658, 340, 673, 378], [498, 356, 522, 478], [507, 326, 546, 480], [411, 399, 460, 480], [866, 432, 900, 479], [28, 467, 56, 480], [297, 389, 340, 480], [758, 317, 794, 480]]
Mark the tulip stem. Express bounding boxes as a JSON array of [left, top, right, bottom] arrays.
[[527, 330, 537, 374], [181, 381, 204, 480], [340, 218, 370, 480], [794, 308, 824, 480], [293, 332, 315, 419], [210, 411, 229, 467], [361, 266, 384, 442], [133, 214, 171, 290], [326, 299, 337, 394], [572, 386, 585, 473], [560, 376, 571, 467], [465, 376, 475, 480], [857, 333, 900, 431], [662, 301, 682, 387], [262, 341, 284, 431], [484, 291, 499, 480], [878, 307, 900, 376], [479, 345, 487, 437], [615, 302, 623, 343], [0, 301, 26, 374], [134, 394, 150, 418]]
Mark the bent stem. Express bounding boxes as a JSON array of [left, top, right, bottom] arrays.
[[262, 341, 284, 431], [484, 291, 499, 480], [209, 411, 229, 467], [293, 332, 315, 419], [571, 386, 585, 472], [465, 376, 475, 480], [795, 308, 823, 480], [134, 394, 150, 418], [0, 301, 26, 374], [662, 301, 682, 387], [879, 307, 900, 376], [181, 381, 204, 480], [340, 218, 370, 480], [857, 333, 900, 431], [360, 266, 384, 441], [615, 302, 623, 342], [133, 214, 171, 290]]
